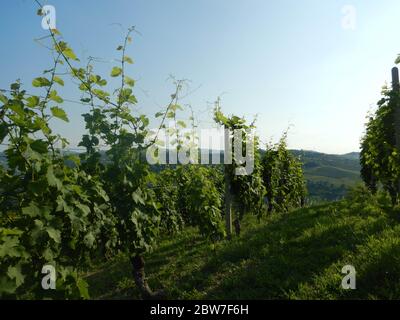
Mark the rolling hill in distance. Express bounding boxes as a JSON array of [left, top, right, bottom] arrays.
[[0, 149, 361, 202], [291, 150, 361, 202]]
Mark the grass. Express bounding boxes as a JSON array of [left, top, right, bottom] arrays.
[[86, 189, 400, 300], [305, 173, 360, 187], [306, 165, 360, 180]]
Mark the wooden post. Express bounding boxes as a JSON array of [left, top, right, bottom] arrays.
[[224, 128, 232, 240], [392, 67, 400, 197], [392, 67, 399, 89], [224, 172, 232, 240]]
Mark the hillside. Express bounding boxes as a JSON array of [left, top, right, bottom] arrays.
[[87, 189, 400, 299], [290, 150, 361, 202]]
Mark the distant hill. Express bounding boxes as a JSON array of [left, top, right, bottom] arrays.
[[340, 152, 360, 160], [0, 149, 361, 202], [290, 150, 361, 202]]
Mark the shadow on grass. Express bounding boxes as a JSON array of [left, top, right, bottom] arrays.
[[342, 227, 400, 299], [87, 200, 395, 299], [172, 202, 391, 299]]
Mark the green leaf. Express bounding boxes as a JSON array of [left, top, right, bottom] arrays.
[[92, 89, 110, 100], [123, 56, 134, 64], [56, 197, 72, 213], [22, 203, 41, 217], [76, 203, 90, 216], [396, 55, 400, 65], [110, 67, 122, 77], [34, 117, 51, 135], [46, 166, 62, 190], [55, 41, 79, 61], [76, 278, 90, 299], [98, 79, 107, 86], [0, 93, 8, 104], [125, 76, 135, 87], [0, 237, 20, 258], [177, 120, 186, 128], [50, 106, 69, 122], [118, 88, 134, 104], [9, 102, 24, 117], [46, 227, 61, 243], [166, 111, 175, 119], [7, 265, 25, 287], [49, 90, 64, 103], [170, 104, 183, 111], [32, 77, 51, 87], [42, 248, 54, 260], [26, 96, 40, 108], [30, 139, 48, 154], [78, 83, 88, 91], [53, 76, 64, 86], [128, 95, 137, 104], [155, 112, 164, 118], [63, 47, 78, 60], [116, 45, 123, 50], [132, 191, 145, 205], [83, 233, 95, 248], [0, 277, 17, 295], [140, 114, 149, 127], [0, 229, 23, 237], [23, 143, 43, 162], [10, 82, 20, 91]]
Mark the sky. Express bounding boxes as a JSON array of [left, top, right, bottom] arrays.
[[1, 0, 400, 154]]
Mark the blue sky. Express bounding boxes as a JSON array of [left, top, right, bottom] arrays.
[[1, 0, 400, 154]]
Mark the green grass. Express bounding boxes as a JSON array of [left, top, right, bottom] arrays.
[[86, 190, 400, 300], [288, 150, 361, 201], [306, 165, 360, 180]]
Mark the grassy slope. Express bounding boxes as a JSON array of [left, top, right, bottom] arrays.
[[289, 150, 361, 201], [87, 191, 400, 300], [306, 166, 360, 184]]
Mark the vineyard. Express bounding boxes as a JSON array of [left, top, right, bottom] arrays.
[[2, 3, 400, 301]]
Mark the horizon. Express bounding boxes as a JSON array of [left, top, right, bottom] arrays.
[[0, 145, 361, 156]]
